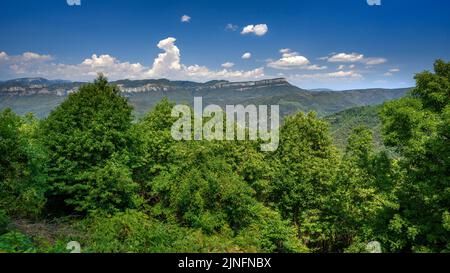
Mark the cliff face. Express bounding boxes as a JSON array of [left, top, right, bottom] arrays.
[[117, 78, 291, 93], [203, 78, 290, 90], [0, 77, 291, 96], [0, 78, 79, 96]]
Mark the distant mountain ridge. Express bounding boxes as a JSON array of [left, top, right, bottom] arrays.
[[0, 77, 291, 96], [3, 77, 71, 85], [115, 78, 291, 93], [0, 77, 411, 119], [308, 88, 334, 92]]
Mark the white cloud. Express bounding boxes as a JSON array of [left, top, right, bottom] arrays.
[[291, 70, 363, 81], [82, 54, 116, 67], [0, 38, 265, 82], [183, 65, 264, 81], [323, 52, 387, 66], [146, 38, 264, 81], [78, 54, 146, 79], [327, 53, 365, 63], [242, 52, 252, 59], [0, 51, 8, 61], [17, 54, 148, 80], [21, 52, 53, 62], [363, 57, 387, 65], [327, 70, 362, 78], [384, 68, 400, 76], [221, 62, 235, 68], [338, 65, 345, 70], [241, 24, 268, 36], [181, 15, 191, 23], [0, 51, 52, 63], [147, 37, 182, 77], [267, 49, 327, 70], [268, 56, 309, 69], [225, 23, 239, 31]]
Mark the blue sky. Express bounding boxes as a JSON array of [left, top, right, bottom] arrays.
[[0, 0, 449, 89]]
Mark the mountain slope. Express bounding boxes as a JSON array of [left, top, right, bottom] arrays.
[[0, 77, 410, 119], [325, 105, 384, 150]]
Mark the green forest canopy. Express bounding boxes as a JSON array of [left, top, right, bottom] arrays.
[[0, 60, 449, 253]]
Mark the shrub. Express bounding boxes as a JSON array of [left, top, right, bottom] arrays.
[[0, 232, 35, 253]]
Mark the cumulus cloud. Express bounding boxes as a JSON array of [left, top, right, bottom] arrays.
[[147, 37, 182, 77], [183, 65, 264, 82], [327, 70, 362, 78], [267, 49, 327, 70], [0, 51, 52, 62], [326, 53, 365, 63], [322, 52, 387, 65], [242, 52, 252, 59], [77, 54, 146, 79], [0, 38, 266, 82], [241, 24, 268, 36], [0, 51, 55, 78], [18, 52, 53, 62], [0, 51, 9, 61], [181, 15, 191, 23], [4, 53, 147, 80], [221, 62, 235, 68], [290, 70, 363, 82]]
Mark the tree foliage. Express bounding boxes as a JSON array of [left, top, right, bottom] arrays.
[[0, 109, 47, 217], [0, 60, 449, 253], [379, 60, 450, 252], [41, 75, 139, 214]]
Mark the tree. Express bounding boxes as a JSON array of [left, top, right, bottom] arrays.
[[41, 75, 139, 214], [380, 60, 450, 252], [330, 126, 398, 252], [270, 112, 340, 250], [0, 109, 47, 217], [132, 98, 179, 197], [150, 140, 258, 234]]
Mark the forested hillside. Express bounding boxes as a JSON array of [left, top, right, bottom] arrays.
[[0, 60, 448, 253], [325, 105, 383, 150], [0, 78, 409, 119]]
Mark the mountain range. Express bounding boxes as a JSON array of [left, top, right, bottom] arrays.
[[0, 77, 411, 120]]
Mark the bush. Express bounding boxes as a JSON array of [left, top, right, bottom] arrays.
[[80, 210, 245, 253], [75, 155, 141, 214], [0, 232, 35, 253], [238, 205, 308, 253], [150, 141, 258, 233]]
